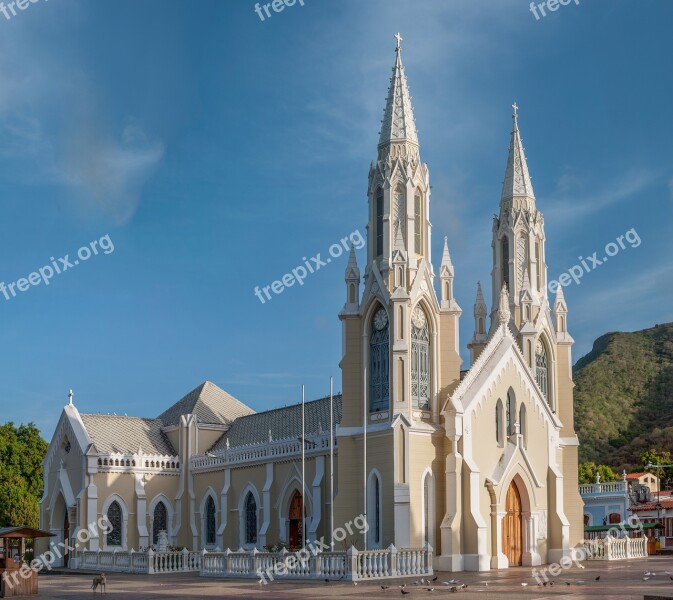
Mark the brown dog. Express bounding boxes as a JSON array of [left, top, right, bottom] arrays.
[[91, 573, 106, 593]]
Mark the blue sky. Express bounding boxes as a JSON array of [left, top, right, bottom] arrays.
[[0, 0, 671, 436]]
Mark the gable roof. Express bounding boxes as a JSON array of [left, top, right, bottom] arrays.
[[79, 414, 175, 456], [157, 381, 255, 426], [209, 394, 342, 451]]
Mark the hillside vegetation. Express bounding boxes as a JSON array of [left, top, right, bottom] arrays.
[[574, 322, 673, 470]]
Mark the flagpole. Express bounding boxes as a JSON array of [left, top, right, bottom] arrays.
[[302, 384, 306, 550], [363, 366, 367, 551], [329, 376, 335, 551]]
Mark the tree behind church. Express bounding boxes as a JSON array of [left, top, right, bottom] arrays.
[[0, 423, 48, 528]]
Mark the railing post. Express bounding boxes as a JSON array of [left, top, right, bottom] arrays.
[[200, 549, 208, 576], [388, 544, 397, 577], [252, 548, 260, 578], [313, 550, 322, 579], [181, 547, 189, 571], [347, 546, 359, 582], [425, 543, 434, 575], [147, 549, 155, 574]]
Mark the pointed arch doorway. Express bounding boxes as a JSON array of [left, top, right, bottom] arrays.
[[288, 491, 304, 549], [502, 481, 523, 566]]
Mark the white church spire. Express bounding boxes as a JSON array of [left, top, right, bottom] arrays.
[[501, 102, 535, 208], [378, 33, 419, 148]]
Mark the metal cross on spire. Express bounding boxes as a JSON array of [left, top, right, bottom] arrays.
[[395, 32, 403, 52], [512, 102, 519, 124]]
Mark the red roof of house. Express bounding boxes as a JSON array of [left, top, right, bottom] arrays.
[[627, 472, 656, 479], [629, 496, 673, 511]]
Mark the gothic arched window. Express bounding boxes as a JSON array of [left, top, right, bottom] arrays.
[[375, 188, 384, 257], [107, 501, 122, 547], [153, 502, 168, 544], [393, 184, 406, 243], [370, 307, 390, 412], [368, 471, 382, 548], [536, 340, 549, 403], [411, 307, 430, 410], [244, 493, 257, 545], [516, 236, 527, 290], [506, 390, 515, 437], [495, 400, 503, 446], [205, 496, 216, 545], [414, 191, 422, 255], [519, 404, 527, 448], [501, 236, 510, 291]]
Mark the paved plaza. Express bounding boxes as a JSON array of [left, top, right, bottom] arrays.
[[34, 557, 673, 599]]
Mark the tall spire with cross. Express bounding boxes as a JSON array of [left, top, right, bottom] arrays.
[[501, 102, 535, 206], [378, 32, 419, 148]]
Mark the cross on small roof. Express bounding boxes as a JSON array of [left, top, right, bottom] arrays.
[[68, 389, 74, 405], [395, 32, 403, 50]]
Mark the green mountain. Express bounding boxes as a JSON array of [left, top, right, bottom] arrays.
[[574, 322, 673, 470]]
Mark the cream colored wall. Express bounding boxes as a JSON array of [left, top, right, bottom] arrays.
[[407, 431, 444, 550]]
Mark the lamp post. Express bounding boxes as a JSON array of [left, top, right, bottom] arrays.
[[645, 463, 673, 546]]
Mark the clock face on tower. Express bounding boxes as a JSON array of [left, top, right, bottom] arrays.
[[373, 307, 388, 331]]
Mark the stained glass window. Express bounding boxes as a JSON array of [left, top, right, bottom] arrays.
[[153, 502, 167, 544], [370, 308, 390, 412], [206, 497, 216, 545], [245, 493, 257, 545], [107, 501, 122, 547]]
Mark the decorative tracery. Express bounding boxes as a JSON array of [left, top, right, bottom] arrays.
[[411, 307, 430, 410], [535, 339, 549, 402], [107, 501, 122, 547]]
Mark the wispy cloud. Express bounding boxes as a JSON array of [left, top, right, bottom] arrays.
[[544, 168, 660, 223], [0, 13, 164, 225]]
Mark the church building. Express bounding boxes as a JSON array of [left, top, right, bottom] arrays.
[[40, 37, 583, 572]]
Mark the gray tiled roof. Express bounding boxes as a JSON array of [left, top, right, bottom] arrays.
[[157, 381, 255, 426], [79, 414, 176, 456], [209, 394, 342, 451]]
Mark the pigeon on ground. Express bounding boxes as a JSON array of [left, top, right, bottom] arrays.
[[381, 585, 390, 590], [401, 589, 410, 595], [595, 576, 601, 581], [432, 576, 438, 582]]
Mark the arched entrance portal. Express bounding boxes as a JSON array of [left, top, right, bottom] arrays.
[[63, 512, 70, 567], [288, 491, 303, 549], [502, 481, 523, 566]]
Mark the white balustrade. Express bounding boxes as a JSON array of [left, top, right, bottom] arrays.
[[582, 536, 649, 561]]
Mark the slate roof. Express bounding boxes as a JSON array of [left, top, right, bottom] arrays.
[[157, 381, 255, 426], [209, 394, 342, 451], [79, 414, 176, 456]]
